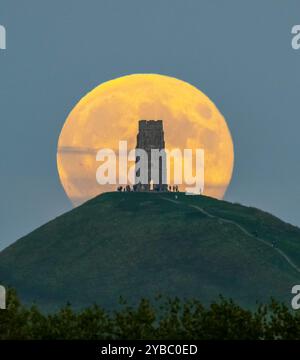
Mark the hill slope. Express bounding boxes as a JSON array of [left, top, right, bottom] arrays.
[[0, 192, 300, 310]]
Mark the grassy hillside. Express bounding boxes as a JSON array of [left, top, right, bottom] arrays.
[[0, 192, 299, 310]]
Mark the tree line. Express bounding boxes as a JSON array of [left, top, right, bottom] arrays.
[[0, 289, 300, 340]]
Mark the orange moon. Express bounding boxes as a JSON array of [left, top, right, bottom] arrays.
[[57, 74, 234, 206]]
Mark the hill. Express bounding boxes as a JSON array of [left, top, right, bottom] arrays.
[[0, 192, 300, 310]]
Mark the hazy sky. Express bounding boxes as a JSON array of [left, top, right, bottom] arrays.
[[0, 0, 300, 249]]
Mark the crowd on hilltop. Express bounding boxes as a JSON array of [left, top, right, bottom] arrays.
[[116, 185, 179, 192]]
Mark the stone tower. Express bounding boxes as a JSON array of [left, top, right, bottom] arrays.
[[135, 120, 167, 191]]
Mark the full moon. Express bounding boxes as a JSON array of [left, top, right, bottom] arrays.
[[57, 74, 234, 206]]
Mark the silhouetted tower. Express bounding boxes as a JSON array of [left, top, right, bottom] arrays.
[[135, 120, 167, 191]]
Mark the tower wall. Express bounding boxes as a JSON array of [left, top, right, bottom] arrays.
[[135, 120, 167, 191]]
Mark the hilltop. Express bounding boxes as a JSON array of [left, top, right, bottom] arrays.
[[0, 192, 300, 310]]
